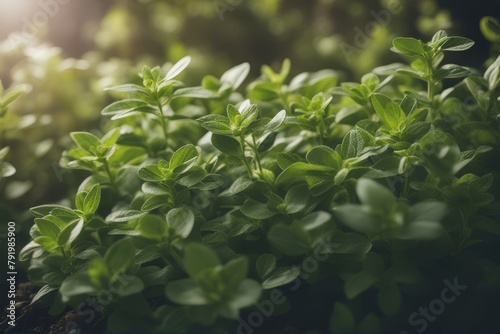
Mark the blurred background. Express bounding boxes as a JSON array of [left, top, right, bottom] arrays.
[[0, 0, 498, 260]]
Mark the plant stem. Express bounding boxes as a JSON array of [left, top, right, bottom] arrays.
[[104, 161, 115, 186], [402, 171, 410, 199], [161, 245, 184, 273], [156, 98, 169, 140], [317, 122, 324, 145], [454, 209, 470, 256], [240, 134, 254, 178], [425, 56, 435, 116], [251, 135, 264, 174]]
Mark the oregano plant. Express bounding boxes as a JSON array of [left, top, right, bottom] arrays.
[[19, 29, 500, 334]]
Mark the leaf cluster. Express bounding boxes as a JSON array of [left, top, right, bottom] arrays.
[[20, 30, 500, 333]]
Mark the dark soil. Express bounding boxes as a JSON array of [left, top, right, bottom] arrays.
[[1, 282, 105, 334], [2, 281, 328, 334]]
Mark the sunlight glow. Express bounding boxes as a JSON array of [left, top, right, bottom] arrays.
[[0, 1, 34, 17]]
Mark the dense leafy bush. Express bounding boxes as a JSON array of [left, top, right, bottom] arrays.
[[0, 41, 131, 217], [18, 28, 500, 333]]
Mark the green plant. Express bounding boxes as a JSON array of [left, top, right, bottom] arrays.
[[0, 81, 25, 180], [19, 29, 500, 334]]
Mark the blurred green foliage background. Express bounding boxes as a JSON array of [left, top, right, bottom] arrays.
[[0, 0, 497, 252]]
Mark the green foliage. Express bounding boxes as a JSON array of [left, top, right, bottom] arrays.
[[19, 28, 500, 334], [0, 82, 26, 180]]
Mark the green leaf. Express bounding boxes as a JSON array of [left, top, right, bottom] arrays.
[[391, 37, 426, 56], [433, 64, 471, 81], [75, 191, 86, 212], [277, 152, 303, 170], [301, 211, 331, 231], [138, 165, 166, 182], [142, 65, 158, 89], [226, 104, 241, 124], [431, 30, 448, 44], [138, 215, 167, 240], [106, 210, 147, 223], [211, 134, 241, 156], [60, 273, 98, 303], [284, 184, 310, 214], [202, 75, 221, 91], [165, 56, 191, 81], [70, 132, 101, 153], [101, 99, 155, 118], [276, 162, 334, 187], [396, 67, 427, 81], [104, 84, 147, 94], [88, 257, 111, 288], [261, 110, 286, 135], [464, 77, 488, 110], [83, 184, 101, 215], [378, 282, 401, 316], [34, 236, 60, 253], [135, 245, 161, 264], [172, 87, 218, 99], [262, 267, 300, 289], [141, 195, 170, 211], [485, 55, 500, 90], [472, 216, 500, 236], [19, 241, 41, 261], [240, 199, 276, 219], [35, 218, 60, 240], [57, 218, 84, 247], [257, 132, 277, 152], [167, 207, 195, 238], [439, 37, 475, 51], [398, 221, 444, 240], [330, 302, 355, 333], [345, 270, 378, 299], [227, 279, 262, 310], [239, 103, 259, 129], [371, 94, 406, 131], [1, 84, 27, 107], [0, 161, 16, 178], [197, 114, 233, 135], [166, 279, 210, 305], [306, 145, 343, 170], [30, 204, 73, 218], [221, 256, 248, 290], [177, 167, 207, 187], [410, 201, 447, 222], [113, 275, 145, 297], [356, 179, 395, 212], [339, 128, 374, 159], [220, 175, 252, 197], [183, 243, 220, 278], [481, 16, 500, 42], [267, 222, 311, 256], [361, 73, 379, 92], [170, 144, 198, 174], [400, 94, 417, 114], [142, 182, 170, 196], [220, 62, 250, 91], [104, 238, 136, 274], [363, 156, 402, 179], [256, 254, 276, 279], [193, 174, 226, 190], [30, 285, 58, 305], [402, 122, 431, 142], [334, 204, 381, 234], [328, 232, 372, 255], [0, 146, 9, 160]]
